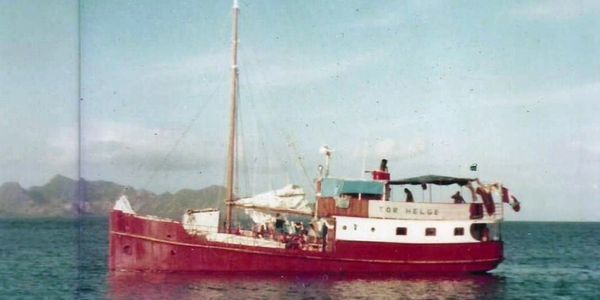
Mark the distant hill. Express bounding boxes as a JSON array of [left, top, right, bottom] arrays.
[[0, 175, 226, 220]]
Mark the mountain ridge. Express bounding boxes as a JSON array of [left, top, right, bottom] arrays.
[[0, 175, 226, 220]]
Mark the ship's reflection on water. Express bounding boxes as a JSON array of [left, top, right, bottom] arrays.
[[108, 271, 505, 299]]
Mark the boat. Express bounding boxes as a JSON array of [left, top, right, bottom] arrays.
[[108, 1, 521, 274]]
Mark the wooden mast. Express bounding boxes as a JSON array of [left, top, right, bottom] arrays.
[[225, 0, 240, 233]]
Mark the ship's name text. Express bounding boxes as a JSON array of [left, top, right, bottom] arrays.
[[378, 207, 440, 216]]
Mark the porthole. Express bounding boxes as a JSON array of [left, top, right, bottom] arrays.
[[454, 227, 464, 236], [342, 225, 347, 230], [396, 227, 407, 236], [425, 228, 436, 236], [371, 227, 376, 232]]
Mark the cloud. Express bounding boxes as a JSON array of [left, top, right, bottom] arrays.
[[482, 81, 600, 108], [344, 11, 402, 31], [147, 52, 229, 81], [46, 126, 78, 168], [511, 0, 600, 20], [81, 120, 225, 172], [96, 47, 386, 104], [541, 81, 600, 104], [370, 137, 427, 161], [78, 119, 315, 192], [228, 48, 385, 90], [567, 125, 600, 156]]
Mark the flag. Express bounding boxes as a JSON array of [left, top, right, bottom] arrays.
[[501, 186, 521, 212], [511, 197, 521, 212], [470, 164, 477, 171], [476, 187, 495, 216], [469, 203, 483, 219]]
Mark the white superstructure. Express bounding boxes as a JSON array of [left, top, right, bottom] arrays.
[[335, 216, 500, 244]]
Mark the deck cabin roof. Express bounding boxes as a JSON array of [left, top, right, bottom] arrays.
[[389, 175, 476, 186]]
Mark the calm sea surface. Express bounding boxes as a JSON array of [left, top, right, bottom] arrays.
[[0, 218, 598, 299]]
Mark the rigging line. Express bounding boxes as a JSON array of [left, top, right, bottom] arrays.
[[236, 78, 251, 198], [239, 61, 261, 196], [245, 56, 311, 190], [132, 91, 213, 185], [244, 6, 311, 192], [235, 79, 241, 195], [240, 43, 308, 193], [146, 51, 229, 183], [143, 90, 217, 188], [239, 46, 273, 192], [284, 133, 316, 193], [134, 9, 231, 188], [267, 4, 316, 191]]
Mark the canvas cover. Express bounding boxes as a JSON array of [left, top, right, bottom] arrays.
[[236, 184, 312, 223]]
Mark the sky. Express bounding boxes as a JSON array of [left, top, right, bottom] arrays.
[[1, 0, 600, 221]]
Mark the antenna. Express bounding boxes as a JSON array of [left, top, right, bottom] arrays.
[[361, 140, 367, 179], [319, 146, 334, 177]]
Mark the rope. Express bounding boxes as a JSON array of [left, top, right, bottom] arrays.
[[285, 134, 316, 193], [139, 6, 230, 190], [144, 97, 212, 187]]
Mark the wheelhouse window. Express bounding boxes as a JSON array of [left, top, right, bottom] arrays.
[[396, 227, 407, 236], [454, 227, 464, 236], [425, 228, 436, 236]]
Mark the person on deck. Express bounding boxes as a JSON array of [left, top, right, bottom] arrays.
[[452, 191, 466, 204], [285, 220, 295, 235], [404, 188, 414, 202], [307, 222, 319, 244], [275, 213, 285, 234], [256, 224, 266, 239], [267, 222, 276, 239], [294, 222, 303, 235], [320, 219, 334, 252]]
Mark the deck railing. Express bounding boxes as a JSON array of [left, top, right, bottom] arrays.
[[318, 197, 506, 221], [493, 202, 504, 220]]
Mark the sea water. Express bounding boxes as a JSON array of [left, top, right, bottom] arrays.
[[0, 218, 598, 299]]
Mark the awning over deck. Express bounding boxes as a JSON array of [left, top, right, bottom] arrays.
[[388, 175, 476, 186]]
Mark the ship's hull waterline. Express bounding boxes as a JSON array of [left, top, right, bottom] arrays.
[[109, 210, 503, 273]]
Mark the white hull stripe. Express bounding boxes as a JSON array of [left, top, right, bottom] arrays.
[[111, 231, 502, 265]]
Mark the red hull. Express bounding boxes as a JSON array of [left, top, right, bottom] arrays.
[[109, 210, 503, 273]]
